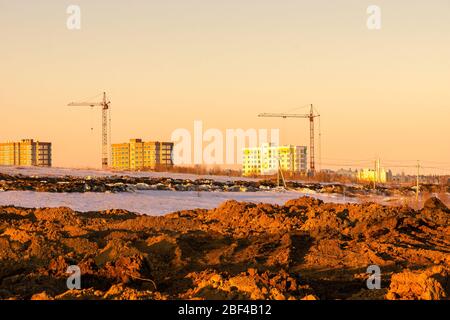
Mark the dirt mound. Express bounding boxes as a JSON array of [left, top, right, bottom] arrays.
[[423, 197, 448, 211], [0, 196, 449, 300], [420, 197, 449, 225], [182, 268, 315, 300], [386, 266, 450, 300], [31, 283, 167, 300]]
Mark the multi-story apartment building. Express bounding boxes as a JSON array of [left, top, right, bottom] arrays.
[[242, 143, 307, 176], [0, 139, 52, 167], [111, 139, 174, 170], [357, 168, 388, 183], [356, 160, 392, 183]]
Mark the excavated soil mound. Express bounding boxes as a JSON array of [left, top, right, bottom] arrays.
[[0, 196, 449, 300]]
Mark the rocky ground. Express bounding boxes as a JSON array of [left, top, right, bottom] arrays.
[[1, 172, 446, 198], [0, 196, 449, 300]]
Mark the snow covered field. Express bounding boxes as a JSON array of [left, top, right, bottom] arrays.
[[0, 166, 256, 182], [1, 166, 446, 215], [0, 190, 357, 216], [0, 165, 358, 215]]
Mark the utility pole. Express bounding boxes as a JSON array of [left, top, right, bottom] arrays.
[[277, 161, 280, 188], [377, 159, 381, 184], [318, 116, 322, 172], [373, 159, 377, 190], [373, 158, 382, 190], [416, 160, 420, 209], [276, 158, 287, 189]]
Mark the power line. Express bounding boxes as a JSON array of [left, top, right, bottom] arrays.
[[383, 159, 450, 166], [321, 158, 374, 162], [318, 163, 449, 175], [421, 166, 450, 172]]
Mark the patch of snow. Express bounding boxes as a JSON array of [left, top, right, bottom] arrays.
[[0, 190, 357, 216]]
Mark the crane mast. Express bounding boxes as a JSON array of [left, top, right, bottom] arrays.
[[68, 92, 111, 169], [309, 106, 315, 172], [258, 104, 319, 175], [101, 92, 109, 169]]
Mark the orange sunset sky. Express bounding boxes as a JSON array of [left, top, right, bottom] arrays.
[[1, 0, 449, 174]]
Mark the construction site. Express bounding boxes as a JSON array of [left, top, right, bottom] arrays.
[[64, 93, 322, 176], [1, 1, 449, 305], [0, 91, 448, 301]]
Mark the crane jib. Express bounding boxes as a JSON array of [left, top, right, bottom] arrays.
[[258, 104, 319, 175], [67, 92, 111, 169]]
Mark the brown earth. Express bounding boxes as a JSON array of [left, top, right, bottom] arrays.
[[0, 196, 449, 300]]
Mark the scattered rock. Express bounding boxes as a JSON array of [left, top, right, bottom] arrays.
[[386, 266, 450, 300], [0, 196, 448, 300]]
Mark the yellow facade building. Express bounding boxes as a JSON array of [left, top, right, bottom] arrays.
[[111, 139, 174, 171], [0, 139, 52, 167], [356, 159, 390, 183], [357, 168, 387, 183], [243, 143, 307, 176]]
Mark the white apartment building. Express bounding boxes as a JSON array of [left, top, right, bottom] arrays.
[[242, 143, 307, 176]]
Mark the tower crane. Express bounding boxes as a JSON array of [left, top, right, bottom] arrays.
[[68, 92, 111, 169], [258, 104, 320, 174]]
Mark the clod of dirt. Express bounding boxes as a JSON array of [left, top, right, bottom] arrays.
[[182, 269, 314, 300], [1, 197, 449, 300], [423, 197, 449, 211], [420, 197, 449, 226], [386, 265, 450, 300]]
